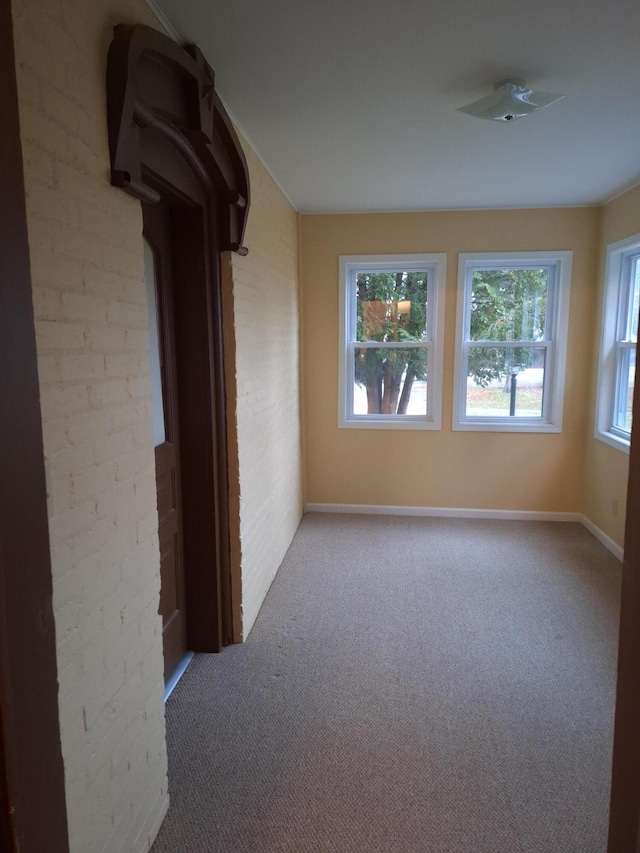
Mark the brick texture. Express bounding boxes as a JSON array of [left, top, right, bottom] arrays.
[[225, 141, 303, 638], [12, 0, 304, 848], [11, 0, 168, 850]]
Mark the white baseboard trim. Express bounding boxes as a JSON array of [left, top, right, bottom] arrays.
[[304, 502, 581, 523], [304, 503, 624, 561], [578, 514, 624, 561]]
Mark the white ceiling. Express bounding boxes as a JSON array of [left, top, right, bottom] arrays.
[[153, 0, 640, 213]]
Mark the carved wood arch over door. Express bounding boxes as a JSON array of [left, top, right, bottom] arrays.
[[107, 25, 250, 659]]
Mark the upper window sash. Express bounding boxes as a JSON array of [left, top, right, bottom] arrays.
[[616, 253, 640, 343], [346, 267, 434, 345], [461, 261, 558, 345]]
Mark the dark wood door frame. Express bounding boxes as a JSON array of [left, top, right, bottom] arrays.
[[608, 338, 640, 851], [0, 0, 69, 848], [107, 25, 250, 651], [143, 202, 189, 678], [160, 194, 230, 650]]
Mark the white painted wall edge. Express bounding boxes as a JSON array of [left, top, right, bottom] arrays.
[[139, 790, 169, 853], [304, 503, 623, 561], [578, 514, 624, 561], [145, 0, 182, 42]]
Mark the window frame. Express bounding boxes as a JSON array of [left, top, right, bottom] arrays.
[[453, 251, 573, 433], [338, 253, 446, 430], [595, 233, 640, 454]]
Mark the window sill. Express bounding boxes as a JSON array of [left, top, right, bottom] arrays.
[[453, 419, 561, 433], [339, 417, 440, 431], [595, 429, 631, 454]]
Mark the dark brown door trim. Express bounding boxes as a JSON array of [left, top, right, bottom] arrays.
[[166, 197, 230, 650], [107, 25, 250, 651], [608, 357, 640, 851], [0, 0, 69, 849], [107, 24, 250, 254], [142, 202, 190, 678]]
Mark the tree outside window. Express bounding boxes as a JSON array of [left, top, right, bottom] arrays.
[[355, 271, 428, 415], [454, 252, 572, 432], [339, 254, 446, 430]]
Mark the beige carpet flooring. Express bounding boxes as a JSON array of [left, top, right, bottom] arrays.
[[152, 514, 622, 852]]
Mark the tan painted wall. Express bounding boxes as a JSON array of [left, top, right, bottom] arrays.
[[301, 208, 600, 511], [583, 185, 640, 547], [224, 141, 303, 638], [12, 1, 302, 850]]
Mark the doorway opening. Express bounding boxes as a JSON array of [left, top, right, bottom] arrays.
[[107, 24, 250, 686], [142, 191, 232, 687]]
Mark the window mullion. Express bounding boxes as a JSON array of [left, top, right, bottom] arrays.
[[541, 340, 552, 421], [465, 339, 550, 348], [353, 341, 429, 349], [347, 340, 355, 418], [425, 339, 433, 415], [617, 255, 632, 342]]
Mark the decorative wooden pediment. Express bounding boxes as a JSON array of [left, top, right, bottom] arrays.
[[107, 24, 249, 254]]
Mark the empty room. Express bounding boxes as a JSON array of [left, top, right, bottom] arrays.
[[1, 0, 639, 852]]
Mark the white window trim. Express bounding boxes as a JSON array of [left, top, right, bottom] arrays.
[[453, 251, 573, 433], [338, 253, 446, 430], [594, 233, 640, 454]]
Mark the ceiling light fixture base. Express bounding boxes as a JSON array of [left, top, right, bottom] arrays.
[[458, 80, 565, 122]]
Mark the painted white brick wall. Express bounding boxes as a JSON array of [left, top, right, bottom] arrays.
[[11, 0, 169, 850], [226, 142, 303, 637], [12, 0, 305, 845]]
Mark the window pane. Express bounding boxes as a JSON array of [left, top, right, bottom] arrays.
[[353, 346, 427, 416], [143, 239, 166, 447], [356, 271, 428, 343], [465, 346, 545, 418], [470, 268, 548, 342], [630, 258, 640, 343], [627, 348, 636, 430], [614, 346, 635, 432]]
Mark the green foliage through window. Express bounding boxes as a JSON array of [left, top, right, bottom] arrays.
[[468, 268, 548, 387]]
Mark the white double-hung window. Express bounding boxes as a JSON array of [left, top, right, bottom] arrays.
[[338, 254, 446, 429], [595, 234, 640, 452], [453, 251, 572, 432]]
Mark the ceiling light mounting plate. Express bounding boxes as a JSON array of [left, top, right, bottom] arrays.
[[458, 79, 565, 122]]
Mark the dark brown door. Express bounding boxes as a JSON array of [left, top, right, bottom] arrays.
[[142, 202, 188, 684], [608, 348, 640, 850], [108, 26, 244, 659]]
